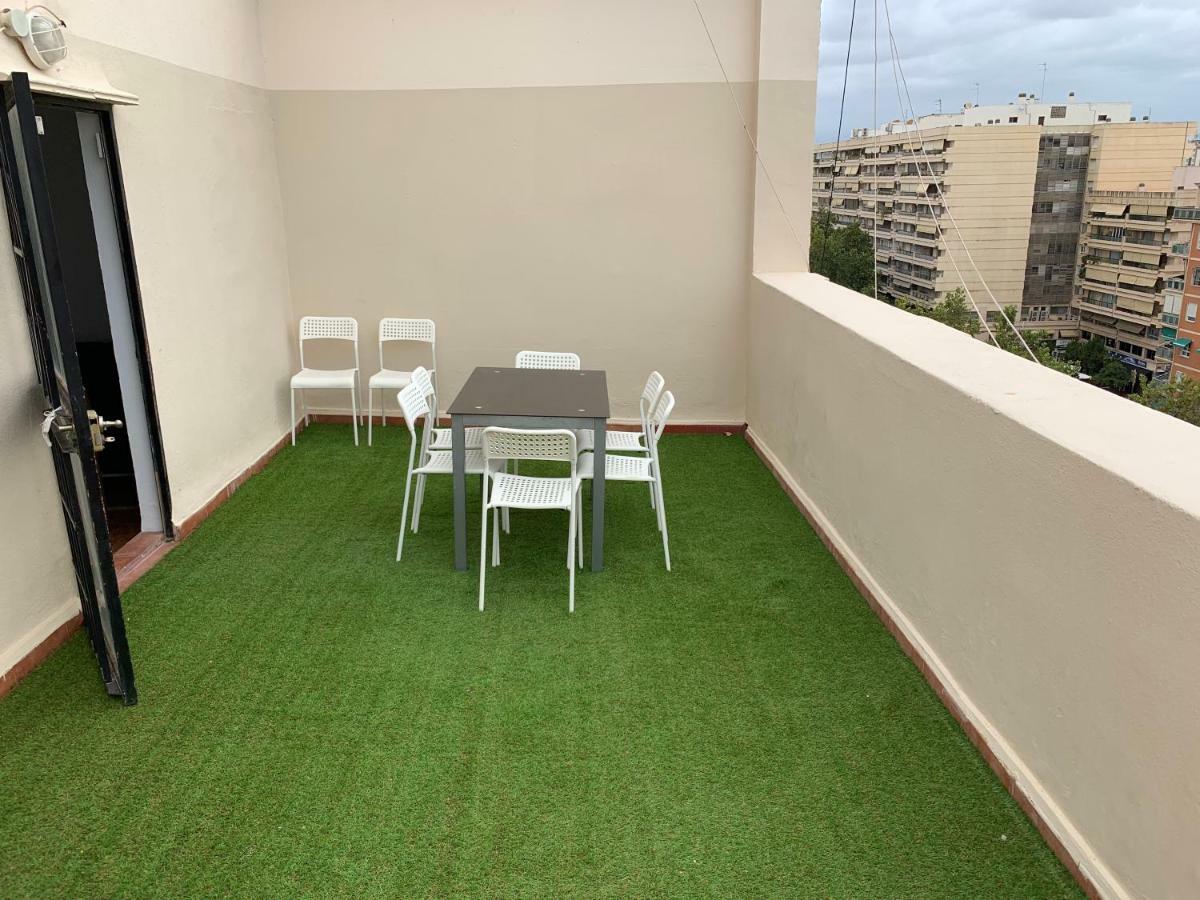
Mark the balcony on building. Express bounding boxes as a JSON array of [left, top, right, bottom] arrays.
[[2, 4, 1200, 900]]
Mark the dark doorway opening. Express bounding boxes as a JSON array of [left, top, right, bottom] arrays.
[[34, 102, 169, 554]]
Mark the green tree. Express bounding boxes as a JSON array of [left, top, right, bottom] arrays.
[[1092, 359, 1134, 392], [1063, 336, 1108, 376], [989, 305, 1080, 376], [810, 208, 876, 297], [896, 287, 978, 335], [1131, 375, 1200, 426]]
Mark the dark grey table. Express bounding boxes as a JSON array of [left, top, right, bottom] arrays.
[[449, 366, 610, 572]]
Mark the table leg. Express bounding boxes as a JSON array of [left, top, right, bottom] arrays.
[[452, 415, 467, 571], [591, 417, 605, 571]]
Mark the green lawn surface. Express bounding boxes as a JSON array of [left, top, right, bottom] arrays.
[[0, 425, 1080, 898]]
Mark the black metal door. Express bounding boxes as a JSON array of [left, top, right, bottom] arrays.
[[0, 73, 136, 704]]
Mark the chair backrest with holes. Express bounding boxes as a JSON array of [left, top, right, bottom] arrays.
[[650, 390, 675, 442], [640, 371, 665, 427], [299, 316, 358, 370], [380, 318, 436, 370], [410, 366, 435, 401], [482, 427, 576, 464], [397, 380, 429, 438], [515, 350, 581, 371]]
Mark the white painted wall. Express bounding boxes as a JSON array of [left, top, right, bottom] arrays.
[[58, 0, 267, 86], [258, 0, 760, 90], [0, 4, 292, 679], [0, 213, 82, 678], [746, 272, 1200, 900]]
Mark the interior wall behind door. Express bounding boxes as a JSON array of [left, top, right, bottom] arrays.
[[76, 111, 161, 533]]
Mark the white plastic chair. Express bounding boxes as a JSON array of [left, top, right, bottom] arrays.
[[515, 350, 581, 370], [479, 427, 583, 613], [395, 380, 486, 561], [409, 366, 484, 453], [368, 318, 436, 446], [290, 316, 360, 446], [578, 370, 665, 455], [579, 390, 675, 570]]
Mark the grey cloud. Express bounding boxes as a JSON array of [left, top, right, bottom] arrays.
[[816, 0, 1199, 140]]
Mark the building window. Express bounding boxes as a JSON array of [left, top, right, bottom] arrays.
[[1193, 268, 1200, 287], [1051, 106, 1067, 119], [1183, 347, 1192, 359], [1008, 116, 1019, 123], [1188, 302, 1198, 322]]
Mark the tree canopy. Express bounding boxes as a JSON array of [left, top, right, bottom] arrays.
[[810, 208, 875, 297], [1131, 376, 1200, 426], [988, 305, 1079, 377], [895, 287, 977, 335]]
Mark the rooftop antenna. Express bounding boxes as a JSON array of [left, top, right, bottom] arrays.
[[936, 97, 942, 114], [973, 82, 980, 105], [1039, 62, 1047, 101]]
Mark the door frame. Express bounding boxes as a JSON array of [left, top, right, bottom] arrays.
[[13, 89, 174, 540]]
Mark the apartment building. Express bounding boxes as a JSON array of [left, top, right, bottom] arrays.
[[1164, 214, 1200, 381], [813, 98, 1194, 333], [1073, 192, 1199, 380], [814, 124, 1041, 317]]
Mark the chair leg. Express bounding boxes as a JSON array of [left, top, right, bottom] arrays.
[[479, 499, 489, 612], [396, 468, 414, 561], [655, 477, 671, 571], [412, 473, 426, 532], [302, 389, 309, 426], [351, 385, 360, 446], [492, 507, 501, 566], [567, 501, 576, 613], [290, 388, 296, 446], [381, 390, 386, 428], [368, 387, 374, 446], [576, 489, 584, 570]]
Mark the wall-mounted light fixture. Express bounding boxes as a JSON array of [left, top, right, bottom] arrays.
[[0, 6, 67, 70]]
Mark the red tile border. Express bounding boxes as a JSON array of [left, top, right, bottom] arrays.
[[2, 422, 306, 699], [743, 428, 1099, 900], [176, 427, 297, 539], [0, 612, 83, 700]]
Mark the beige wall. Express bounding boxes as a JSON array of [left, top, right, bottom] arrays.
[[271, 83, 755, 424], [0, 219, 81, 677], [263, 0, 810, 423], [747, 272, 1200, 900], [938, 127, 1040, 310], [1090, 122, 1196, 191], [0, 12, 294, 675]]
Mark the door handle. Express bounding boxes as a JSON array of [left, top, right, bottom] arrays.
[[87, 409, 123, 452]]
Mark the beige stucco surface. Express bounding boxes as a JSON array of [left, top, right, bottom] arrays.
[[271, 83, 757, 423], [747, 272, 1200, 900], [0, 213, 81, 676], [0, 28, 295, 675]]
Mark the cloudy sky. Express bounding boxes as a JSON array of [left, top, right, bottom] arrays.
[[815, 0, 1200, 142]]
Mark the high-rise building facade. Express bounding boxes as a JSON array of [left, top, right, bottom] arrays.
[[812, 98, 1195, 339], [1165, 214, 1200, 382], [1073, 191, 1200, 381]]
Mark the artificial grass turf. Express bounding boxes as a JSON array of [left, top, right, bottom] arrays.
[[0, 425, 1081, 898]]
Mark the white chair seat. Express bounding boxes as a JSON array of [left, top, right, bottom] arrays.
[[487, 473, 576, 510], [578, 451, 653, 482], [430, 427, 484, 450], [415, 448, 486, 475], [368, 368, 419, 389], [291, 367, 357, 390], [577, 429, 647, 453]]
